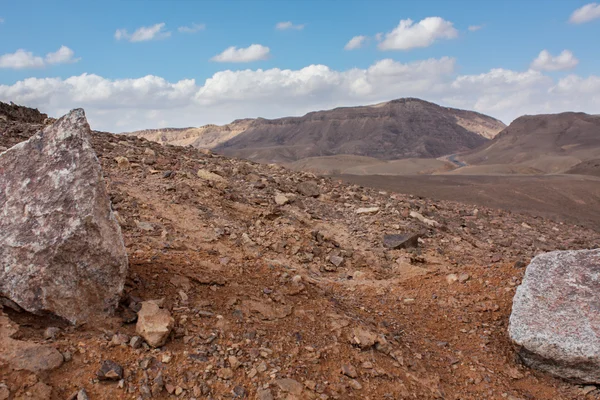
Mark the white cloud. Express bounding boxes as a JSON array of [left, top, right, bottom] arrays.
[[378, 17, 458, 50], [178, 23, 205, 33], [211, 44, 271, 63], [468, 25, 483, 31], [115, 23, 171, 42], [45, 46, 80, 65], [275, 21, 304, 30], [0, 50, 44, 69], [0, 17, 4, 23], [569, 3, 600, 24], [530, 50, 579, 71], [0, 46, 79, 69], [345, 35, 367, 50], [2, 58, 599, 132]]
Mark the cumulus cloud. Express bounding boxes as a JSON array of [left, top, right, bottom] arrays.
[[2, 58, 599, 132], [211, 44, 271, 63], [0, 46, 79, 69], [569, 3, 600, 24], [468, 25, 483, 31], [178, 23, 205, 33], [345, 35, 367, 50], [115, 23, 171, 42], [530, 50, 579, 71], [378, 17, 458, 50], [275, 21, 304, 30], [45, 46, 80, 65]]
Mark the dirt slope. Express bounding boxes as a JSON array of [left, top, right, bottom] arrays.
[[1, 104, 600, 400], [462, 112, 600, 173]]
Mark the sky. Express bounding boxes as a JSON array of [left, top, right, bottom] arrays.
[[0, 0, 599, 132]]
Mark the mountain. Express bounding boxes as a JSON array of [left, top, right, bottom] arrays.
[[462, 112, 600, 174], [127, 98, 506, 163], [124, 119, 254, 149], [215, 98, 505, 163]]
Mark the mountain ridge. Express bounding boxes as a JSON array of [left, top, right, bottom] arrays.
[[128, 98, 506, 163]]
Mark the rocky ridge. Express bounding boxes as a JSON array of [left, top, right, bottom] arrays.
[[129, 98, 506, 164], [1, 104, 599, 399]]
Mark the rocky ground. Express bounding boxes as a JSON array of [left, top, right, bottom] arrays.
[[2, 110, 600, 399]]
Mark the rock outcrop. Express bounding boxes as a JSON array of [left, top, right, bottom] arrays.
[[0, 109, 128, 324], [509, 249, 600, 383]]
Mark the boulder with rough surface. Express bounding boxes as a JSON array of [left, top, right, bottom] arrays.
[[509, 249, 600, 383], [0, 109, 128, 324]]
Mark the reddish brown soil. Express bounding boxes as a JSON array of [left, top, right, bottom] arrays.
[[1, 117, 600, 399]]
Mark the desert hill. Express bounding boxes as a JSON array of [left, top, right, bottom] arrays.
[[124, 119, 255, 149], [460, 112, 600, 174], [215, 98, 505, 163], [128, 98, 506, 163], [2, 102, 600, 399]]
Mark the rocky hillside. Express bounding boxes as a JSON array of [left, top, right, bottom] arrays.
[[128, 98, 506, 163], [462, 112, 600, 174], [1, 103, 600, 400], [124, 119, 254, 149]]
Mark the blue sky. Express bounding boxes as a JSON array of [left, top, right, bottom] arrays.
[[0, 0, 599, 132]]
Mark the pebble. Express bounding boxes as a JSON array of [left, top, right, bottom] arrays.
[[97, 360, 123, 381]]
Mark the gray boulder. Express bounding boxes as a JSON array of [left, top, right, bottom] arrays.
[[0, 109, 128, 324], [509, 249, 600, 383]]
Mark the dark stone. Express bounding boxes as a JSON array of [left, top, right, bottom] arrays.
[[97, 360, 123, 381], [382, 232, 422, 249]]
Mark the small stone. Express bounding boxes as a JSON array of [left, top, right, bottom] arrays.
[[274, 194, 290, 205], [97, 360, 123, 381], [136, 300, 174, 347], [257, 388, 274, 400], [348, 379, 363, 390], [161, 353, 172, 363], [329, 255, 344, 268], [114, 156, 130, 168], [28, 382, 52, 399], [129, 336, 143, 349], [232, 385, 246, 398], [229, 355, 241, 369], [350, 327, 379, 348], [297, 181, 320, 197], [341, 363, 358, 378], [43, 327, 61, 340], [0, 384, 9, 400], [409, 211, 439, 227], [144, 148, 156, 156], [458, 273, 470, 283], [446, 274, 458, 284], [382, 232, 422, 249], [197, 169, 226, 183], [275, 378, 304, 395], [110, 333, 130, 346], [355, 207, 379, 215], [175, 386, 183, 396], [139, 385, 151, 398], [76, 388, 89, 400], [218, 367, 234, 380]]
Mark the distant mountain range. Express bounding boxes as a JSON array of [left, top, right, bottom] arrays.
[[127, 98, 506, 163]]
